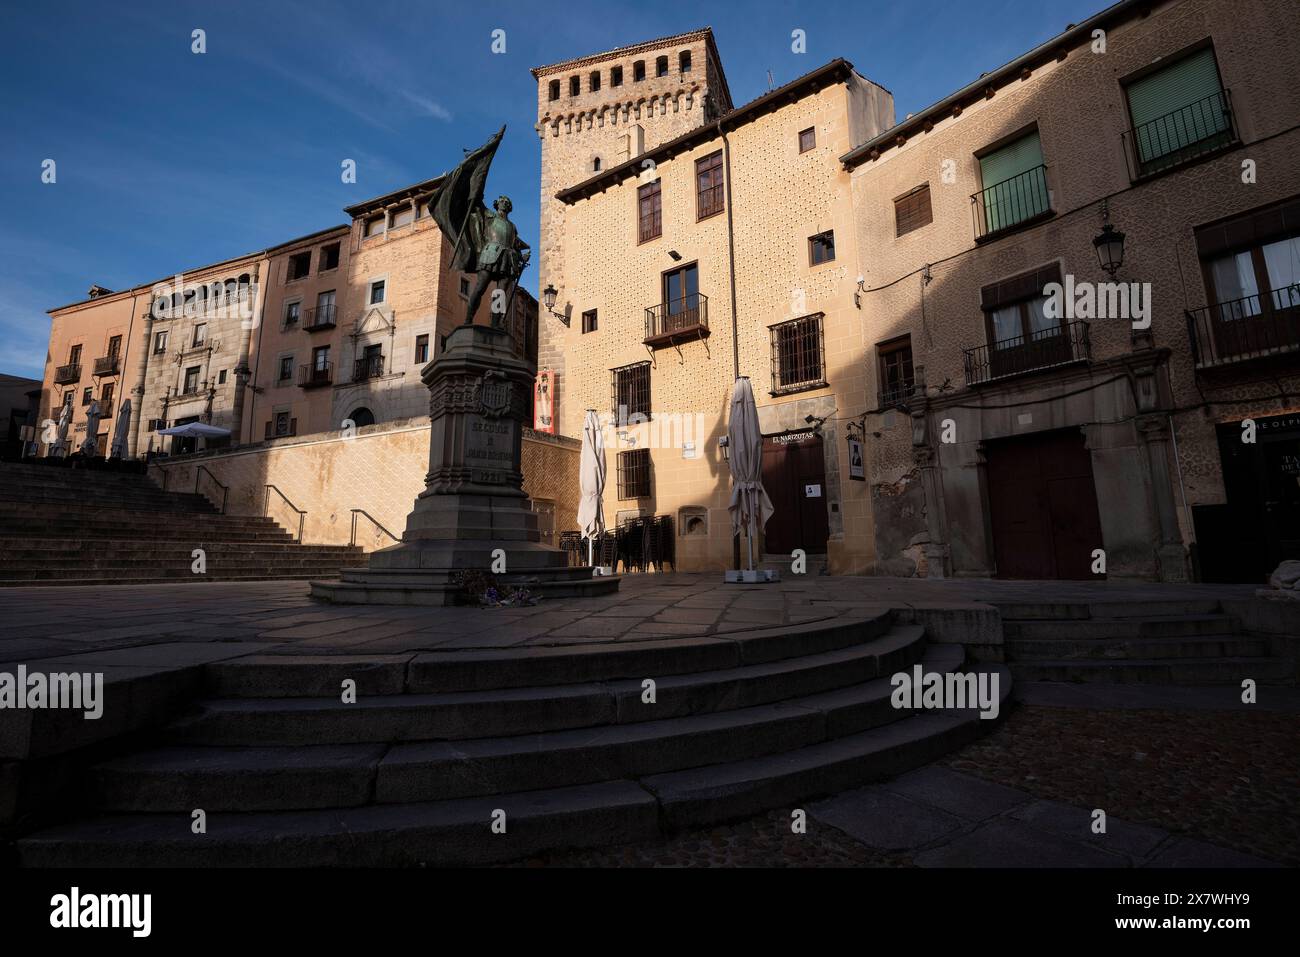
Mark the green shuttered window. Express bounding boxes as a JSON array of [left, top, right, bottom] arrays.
[[1126, 47, 1230, 168], [976, 131, 1049, 236]]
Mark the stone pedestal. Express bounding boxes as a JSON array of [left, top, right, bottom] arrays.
[[312, 325, 619, 605]]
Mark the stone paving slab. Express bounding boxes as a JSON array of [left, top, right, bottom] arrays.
[[811, 768, 1276, 868]]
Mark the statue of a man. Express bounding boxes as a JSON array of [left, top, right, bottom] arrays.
[[428, 127, 532, 330], [464, 195, 530, 328]]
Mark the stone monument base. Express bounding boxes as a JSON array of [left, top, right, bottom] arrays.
[[311, 323, 619, 606]]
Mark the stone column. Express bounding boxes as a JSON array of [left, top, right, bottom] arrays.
[[127, 302, 154, 458], [909, 366, 951, 578]]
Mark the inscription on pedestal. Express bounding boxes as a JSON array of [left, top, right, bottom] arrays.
[[465, 414, 515, 483]]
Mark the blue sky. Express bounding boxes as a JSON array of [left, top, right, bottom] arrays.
[[0, 0, 1104, 380]]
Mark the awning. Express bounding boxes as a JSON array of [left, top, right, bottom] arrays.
[[157, 422, 231, 438]]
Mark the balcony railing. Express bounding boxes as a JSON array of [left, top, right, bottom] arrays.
[[54, 363, 81, 385], [1186, 285, 1300, 369], [878, 378, 916, 409], [299, 362, 333, 388], [1122, 88, 1236, 180], [303, 304, 337, 331], [971, 164, 1051, 241], [93, 355, 120, 377], [638, 209, 662, 244], [353, 354, 385, 382], [963, 320, 1091, 386], [645, 294, 709, 347]]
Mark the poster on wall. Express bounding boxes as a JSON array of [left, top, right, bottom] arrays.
[[847, 434, 865, 481], [533, 369, 555, 434]]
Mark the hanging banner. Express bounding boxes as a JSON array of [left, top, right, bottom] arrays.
[[533, 369, 556, 434], [847, 434, 865, 481]]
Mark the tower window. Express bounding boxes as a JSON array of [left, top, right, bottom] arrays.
[[680, 50, 692, 73], [569, 75, 580, 97], [655, 55, 668, 77], [611, 65, 623, 87], [548, 79, 560, 101], [589, 70, 600, 92], [633, 60, 645, 82]]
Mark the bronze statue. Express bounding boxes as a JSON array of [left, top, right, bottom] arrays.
[[429, 126, 531, 328]]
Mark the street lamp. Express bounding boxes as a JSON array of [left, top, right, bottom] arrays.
[[1093, 223, 1126, 277], [542, 284, 569, 325]]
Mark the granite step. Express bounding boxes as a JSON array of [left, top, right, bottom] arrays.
[[1008, 656, 1294, 685], [92, 643, 961, 812], [1001, 614, 1239, 640], [166, 626, 927, 745], [1005, 635, 1273, 661]]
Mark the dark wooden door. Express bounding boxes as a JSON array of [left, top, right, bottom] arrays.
[[984, 428, 1104, 579], [761, 433, 830, 555]]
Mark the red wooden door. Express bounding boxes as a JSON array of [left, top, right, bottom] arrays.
[[761, 434, 830, 555], [984, 428, 1104, 579]]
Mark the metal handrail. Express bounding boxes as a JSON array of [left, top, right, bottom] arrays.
[[1121, 88, 1235, 179], [350, 508, 400, 547], [195, 465, 228, 514], [970, 164, 1051, 240], [264, 484, 305, 542], [1185, 284, 1300, 368]]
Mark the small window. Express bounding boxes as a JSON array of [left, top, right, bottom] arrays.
[[569, 75, 580, 97], [1124, 46, 1231, 176], [370, 279, 386, 304], [153, 330, 168, 354], [894, 184, 933, 237], [633, 60, 645, 82], [582, 309, 598, 334], [548, 79, 560, 101], [390, 205, 414, 228], [364, 215, 385, 238], [320, 242, 340, 271], [770, 314, 826, 394], [287, 250, 311, 281], [415, 334, 430, 364], [679, 50, 692, 73], [592, 156, 602, 172], [611, 65, 623, 87], [218, 369, 227, 385], [655, 55, 668, 77], [278, 356, 293, 381], [638, 180, 662, 243], [617, 449, 652, 499], [193, 323, 207, 347], [589, 70, 601, 92], [459, 276, 471, 297], [81, 387, 92, 406], [696, 151, 724, 220], [183, 366, 201, 394], [101, 382, 114, 405], [611, 361, 651, 420], [798, 127, 816, 153], [284, 301, 300, 328], [809, 231, 836, 265], [69, 344, 82, 365], [877, 336, 915, 407], [107, 334, 122, 357], [273, 411, 294, 437]]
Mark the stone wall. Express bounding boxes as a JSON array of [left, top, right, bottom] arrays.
[[148, 418, 580, 552]]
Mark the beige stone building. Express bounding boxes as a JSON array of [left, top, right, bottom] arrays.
[[37, 180, 538, 460], [537, 0, 1300, 582], [843, 0, 1300, 583]]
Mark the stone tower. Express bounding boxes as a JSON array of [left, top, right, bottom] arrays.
[[532, 28, 732, 432]]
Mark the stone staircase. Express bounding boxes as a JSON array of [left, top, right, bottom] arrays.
[[16, 613, 1010, 866], [999, 599, 1295, 685], [0, 461, 362, 585]]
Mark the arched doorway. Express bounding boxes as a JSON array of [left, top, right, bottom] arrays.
[[348, 407, 375, 428]]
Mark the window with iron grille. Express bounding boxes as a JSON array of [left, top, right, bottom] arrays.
[[798, 127, 816, 153], [696, 151, 724, 220], [617, 449, 651, 499], [894, 184, 932, 237], [611, 361, 651, 420], [808, 231, 836, 265], [877, 336, 915, 407], [638, 180, 662, 243], [770, 314, 826, 394]]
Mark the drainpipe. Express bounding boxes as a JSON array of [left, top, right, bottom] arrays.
[[231, 261, 267, 445]]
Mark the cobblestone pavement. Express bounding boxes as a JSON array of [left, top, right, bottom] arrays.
[[941, 703, 1300, 866]]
